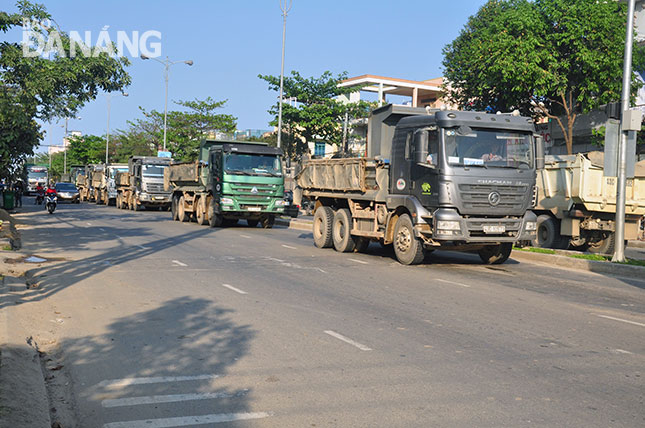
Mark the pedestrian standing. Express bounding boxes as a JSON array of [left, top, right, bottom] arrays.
[[14, 182, 23, 208]]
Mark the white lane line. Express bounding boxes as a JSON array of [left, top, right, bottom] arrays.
[[281, 244, 297, 249], [99, 228, 105, 231], [222, 283, 248, 295], [596, 315, 645, 328], [611, 349, 634, 355], [136, 245, 148, 250], [103, 412, 271, 428], [348, 258, 369, 265], [239, 234, 251, 239], [98, 374, 220, 389], [172, 260, 187, 267], [435, 278, 471, 288], [102, 390, 248, 408], [324, 330, 372, 351], [86, 222, 92, 226]]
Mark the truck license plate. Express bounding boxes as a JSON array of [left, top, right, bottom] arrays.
[[247, 207, 261, 212], [483, 225, 505, 234]]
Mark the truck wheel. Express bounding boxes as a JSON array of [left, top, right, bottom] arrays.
[[313, 206, 334, 248], [479, 243, 513, 264], [588, 232, 617, 255], [208, 200, 222, 228], [178, 196, 189, 222], [393, 214, 425, 265], [354, 237, 370, 253], [261, 215, 275, 229], [332, 209, 355, 252], [171, 196, 179, 220], [116, 194, 122, 209], [95, 192, 102, 205], [534, 214, 568, 249], [195, 198, 208, 225], [247, 219, 259, 227]]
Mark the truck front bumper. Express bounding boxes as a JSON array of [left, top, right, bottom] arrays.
[[220, 196, 285, 216], [422, 208, 537, 243], [139, 192, 171, 204]]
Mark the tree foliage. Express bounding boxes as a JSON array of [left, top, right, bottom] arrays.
[[0, 0, 131, 180], [442, 0, 642, 154], [259, 71, 374, 159], [127, 97, 237, 161]]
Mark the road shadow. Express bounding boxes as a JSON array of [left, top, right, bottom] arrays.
[[0, 202, 222, 310], [48, 297, 255, 427]]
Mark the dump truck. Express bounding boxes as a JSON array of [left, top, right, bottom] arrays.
[[165, 140, 286, 227], [115, 156, 172, 211], [25, 165, 48, 194], [92, 164, 128, 205], [297, 104, 542, 265], [532, 152, 645, 254]]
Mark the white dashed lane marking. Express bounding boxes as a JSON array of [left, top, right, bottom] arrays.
[[98, 374, 220, 389], [172, 260, 187, 267], [102, 390, 248, 408], [596, 314, 645, 328], [324, 330, 373, 351], [281, 244, 297, 249], [435, 278, 471, 288], [348, 258, 369, 265], [221, 284, 248, 295], [103, 412, 272, 428]]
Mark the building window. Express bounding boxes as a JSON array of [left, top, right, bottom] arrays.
[[314, 142, 326, 157]]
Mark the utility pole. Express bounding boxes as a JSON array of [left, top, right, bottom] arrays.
[[613, 0, 637, 262], [277, 0, 293, 150]]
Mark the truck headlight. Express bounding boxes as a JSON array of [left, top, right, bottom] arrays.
[[275, 199, 287, 207], [436, 220, 461, 231], [221, 197, 234, 205], [525, 221, 537, 231], [139, 192, 149, 201]]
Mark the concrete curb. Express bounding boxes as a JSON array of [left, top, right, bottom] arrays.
[[510, 249, 645, 277], [628, 239, 645, 249], [0, 275, 51, 428], [275, 218, 313, 231]]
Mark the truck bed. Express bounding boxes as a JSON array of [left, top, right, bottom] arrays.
[[536, 152, 645, 215], [297, 158, 389, 201], [164, 162, 203, 191]]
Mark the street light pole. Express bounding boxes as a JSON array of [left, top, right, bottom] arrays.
[[105, 92, 128, 164], [141, 55, 193, 152], [613, 0, 636, 263], [277, 0, 293, 150]]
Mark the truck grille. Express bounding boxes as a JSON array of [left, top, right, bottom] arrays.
[[230, 182, 278, 197], [459, 184, 528, 211], [465, 218, 522, 238], [145, 182, 165, 193]]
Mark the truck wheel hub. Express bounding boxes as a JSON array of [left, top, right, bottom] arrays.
[[396, 228, 412, 252]]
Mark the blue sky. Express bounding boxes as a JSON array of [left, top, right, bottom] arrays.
[[3, 0, 488, 153]]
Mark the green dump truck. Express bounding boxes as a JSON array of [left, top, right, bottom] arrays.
[[165, 140, 286, 228]]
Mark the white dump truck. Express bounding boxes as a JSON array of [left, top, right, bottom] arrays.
[[532, 151, 645, 253]]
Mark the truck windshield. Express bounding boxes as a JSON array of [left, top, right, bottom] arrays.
[[223, 154, 282, 176], [109, 168, 128, 179], [443, 128, 533, 169], [28, 172, 47, 179], [142, 165, 166, 177]]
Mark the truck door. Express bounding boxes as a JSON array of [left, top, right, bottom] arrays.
[[409, 128, 440, 208], [209, 150, 222, 195]]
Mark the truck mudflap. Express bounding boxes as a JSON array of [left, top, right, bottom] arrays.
[[422, 208, 537, 243]]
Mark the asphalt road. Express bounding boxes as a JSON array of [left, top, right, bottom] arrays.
[[11, 199, 645, 427]]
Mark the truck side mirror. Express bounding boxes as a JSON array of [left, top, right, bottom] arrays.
[[414, 131, 429, 164], [535, 135, 545, 170]]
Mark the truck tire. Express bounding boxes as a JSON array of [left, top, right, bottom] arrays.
[[247, 219, 259, 227], [95, 192, 102, 205], [261, 215, 275, 229], [534, 214, 568, 249], [313, 206, 334, 248], [178, 196, 189, 222], [479, 243, 513, 264], [133, 200, 141, 211], [354, 237, 370, 253], [171, 196, 179, 220], [116, 194, 122, 209], [393, 214, 425, 265], [588, 232, 618, 255], [332, 209, 355, 252], [208, 200, 222, 228], [195, 198, 208, 225]]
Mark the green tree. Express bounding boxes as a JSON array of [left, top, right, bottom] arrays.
[[131, 97, 237, 161], [442, 0, 642, 155], [258, 71, 374, 159], [0, 1, 130, 180]]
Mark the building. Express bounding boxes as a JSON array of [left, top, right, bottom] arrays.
[[49, 131, 82, 156]]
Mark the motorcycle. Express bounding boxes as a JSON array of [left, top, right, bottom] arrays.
[[46, 194, 57, 214], [35, 191, 44, 205]]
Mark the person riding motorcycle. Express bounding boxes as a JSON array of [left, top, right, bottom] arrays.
[[45, 183, 57, 198], [35, 183, 44, 204]]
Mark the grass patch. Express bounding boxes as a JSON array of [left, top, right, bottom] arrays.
[[1, 245, 12, 251], [513, 246, 556, 254], [567, 253, 608, 262], [618, 258, 645, 267]]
